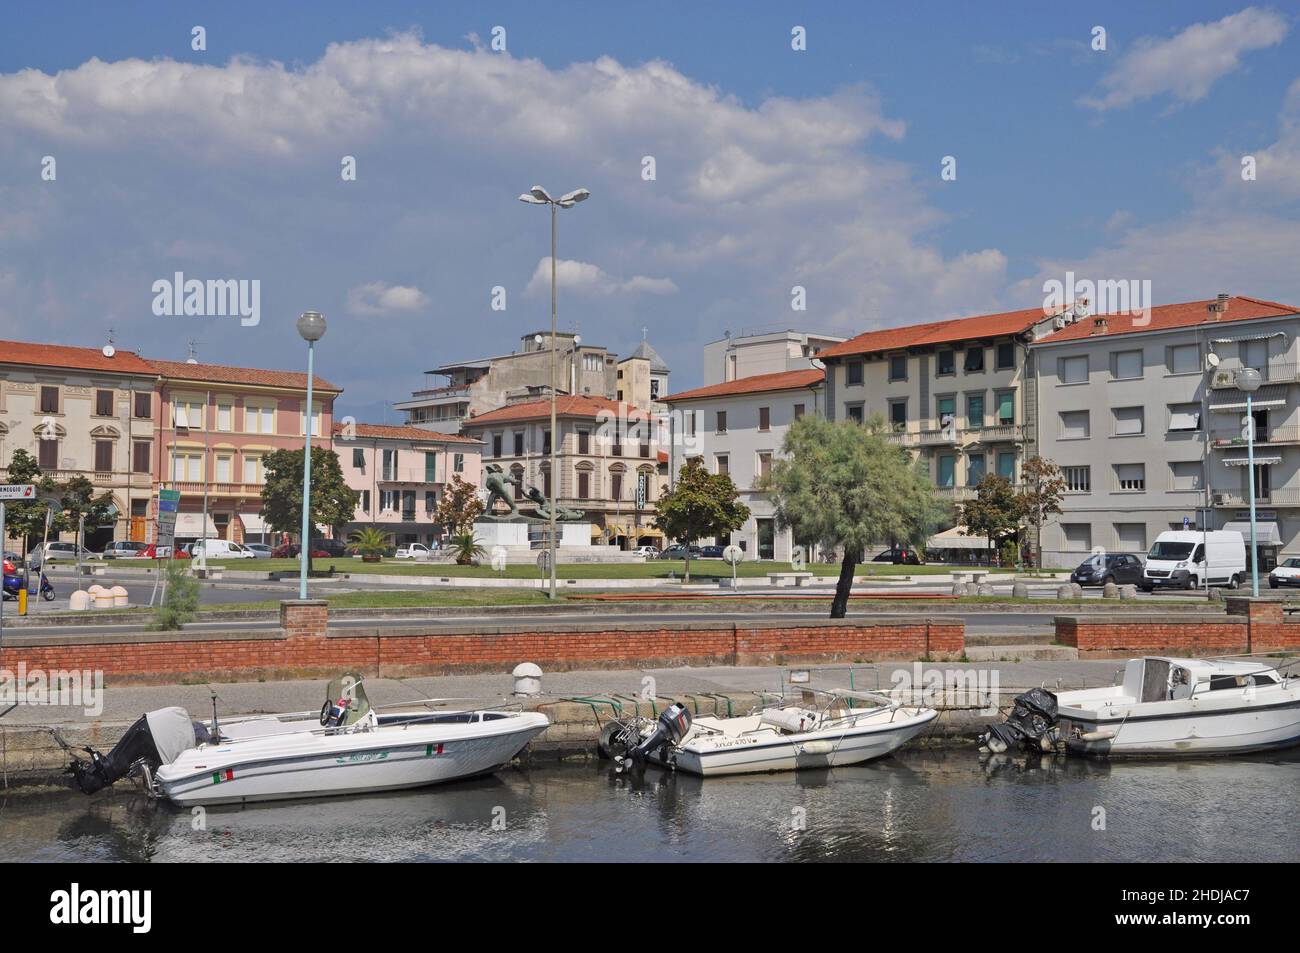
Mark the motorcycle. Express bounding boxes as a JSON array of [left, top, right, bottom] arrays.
[[2, 559, 55, 602]]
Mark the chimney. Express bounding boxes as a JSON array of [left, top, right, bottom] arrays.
[[1206, 294, 1230, 322], [1090, 316, 1108, 335]]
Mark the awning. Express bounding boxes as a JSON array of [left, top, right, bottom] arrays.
[[174, 513, 218, 536], [241, 514, 269, 533], [1222, 521, 1282, 546], [1209, 385, 1287, 411], [927, 526, 992, 550], [1223, 455, 1282, 466], [1210, 332, 1288, 345]]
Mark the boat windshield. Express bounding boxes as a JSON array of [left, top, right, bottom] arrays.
[[1149, 541, 1195, 560]]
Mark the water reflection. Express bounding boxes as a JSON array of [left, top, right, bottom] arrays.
[[2, 748, 1297, 862]]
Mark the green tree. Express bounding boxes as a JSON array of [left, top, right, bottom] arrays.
[[50, 474, 116, 538], [261, 447, 360, 571], [151, 559, 200, 630], [2, 450, 47, 556], [449, 531, 486, 566], [959, 474, 1023, 566], [434, 474, 485, 536], [769, 415, 944, 618], [1017, 456, 1066, 569], [653, 459, 750, 582]]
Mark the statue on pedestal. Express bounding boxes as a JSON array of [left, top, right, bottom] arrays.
[[481, 463, 585, 523]]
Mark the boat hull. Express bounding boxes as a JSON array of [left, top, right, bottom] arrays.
[[156, 715, 549, 806], [666, 709, 938, 777], [1061, 698, 1300, 757]]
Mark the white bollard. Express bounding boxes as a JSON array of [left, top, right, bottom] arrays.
[[512, 662, 543, 696]]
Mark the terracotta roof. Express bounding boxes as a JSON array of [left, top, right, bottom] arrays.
[[0, 340, 155, 374], [332, 422, 481, 444], [1032, 296, 1300, 345], [818, 306, 1050, 359], [148, 358, 340, 392], [661, 368, 823, 402], [462, 395, 626, 427]]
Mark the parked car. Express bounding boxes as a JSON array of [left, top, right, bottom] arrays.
[[395, 543, 433, 560], [190, 539, 256, 559], [1142, 530, 1246, 591], [32, 542, 102, 563], [698, 545, 725, 559], [245, 543, 274, 559], [1269, 556, 1300, 588], [142, 543, 183, 559], [630, 545, 658, 559], [658, 544, 703, 560], [872, 546, 922, 565], [102, 540, 151, 559], [271, 543, 332, 558], [1070, 553, 1144, 587], [313, 539, 349, 558]]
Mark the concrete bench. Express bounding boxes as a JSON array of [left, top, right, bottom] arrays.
[[78, 564, 107, 576], [767, 572, 815, 587]]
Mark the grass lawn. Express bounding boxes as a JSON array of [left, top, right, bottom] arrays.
[[207, 557, 1016, 580]]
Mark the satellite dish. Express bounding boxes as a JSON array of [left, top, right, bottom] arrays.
[[101, 344, 115, 358], [1206, 352, 1221, 369]]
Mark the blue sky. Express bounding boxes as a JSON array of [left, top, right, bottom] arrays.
[[3, 1, 1299, 423]]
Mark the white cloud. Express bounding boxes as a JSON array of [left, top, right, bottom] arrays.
[[346, 281, 429, 315], [1081, 7, 1288, 111], [524, 258, 677, 297]]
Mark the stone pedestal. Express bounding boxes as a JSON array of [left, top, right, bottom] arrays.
[[474, 521, 530, 547], [560, 523, 593, 547]]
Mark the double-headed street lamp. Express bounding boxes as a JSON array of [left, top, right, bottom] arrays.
[[518, 185, 590, 600], [1237, 366, 1262, 596], [297, 310, 327, 600]]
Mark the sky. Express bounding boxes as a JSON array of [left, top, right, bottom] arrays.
[[3, 1, 1300, 424]]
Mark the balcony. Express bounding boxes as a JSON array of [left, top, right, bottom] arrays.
[[170, 481, 264, 497], [917, 429, 960, 446], [377, 468, 441, 484], [884, 431, 916, 447], [975, 423, 1022, 443], [1209, 362, 1300, 389], [1210, 427, 1300, 449], [934, 486, 978, 501], [1212, 488, 1300, 507], [0, 468, 152, 488]]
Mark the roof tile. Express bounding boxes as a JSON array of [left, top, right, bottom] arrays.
[[661, 368, 823, 402]]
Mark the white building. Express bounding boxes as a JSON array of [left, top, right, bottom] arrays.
[[701, 329, 843, 386]]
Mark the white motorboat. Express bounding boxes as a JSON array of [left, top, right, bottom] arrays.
[[983, 656, 1300, 757], [608, 689, 938, 777], [70, 675, 549, 805]]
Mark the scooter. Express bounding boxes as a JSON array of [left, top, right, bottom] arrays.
[[2, 560, 55, 601]]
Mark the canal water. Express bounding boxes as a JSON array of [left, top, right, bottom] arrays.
[[3, 749, 1298, 862]]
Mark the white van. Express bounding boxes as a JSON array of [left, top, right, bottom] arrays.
[[1141, 530, 1246, 591], [189, 539, 256, 560]]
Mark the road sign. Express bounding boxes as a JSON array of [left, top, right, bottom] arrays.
[[1184, 516, 1191, 529], [0, 484, 35, 500], [156, 489, 181, 548]]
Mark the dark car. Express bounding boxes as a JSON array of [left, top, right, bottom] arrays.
[[872, 547, 922, 565], [699, 545, 725, 559], [313, 539, 349, 558], [1070, 553, 1143, 587], [658, 544, 703, 560]]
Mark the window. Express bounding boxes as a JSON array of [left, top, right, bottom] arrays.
[[94, 439, 113, 473], [583, 354, 602, 372], [214, 454, 232, 483], [1115, 463, 1146, 491], [380, 490, 398, 512], [888, 355, 907, 382], [302, 401, 322, 437], [846, 403, 864, 423], [382, 449, 397, 480], [425, 452, 437, 482], [996, 391, 1015, 425], [1063, 466, 1091, 492], [1058, 355, 1088, 384], [650, 378, 661, 400], [215, 402, 232, 432], [360, 490, 371, 513], [492, 434, 503, 457], [172, 452, 202, 482], [95, 389, 114, 416], [577, 471, 590, 500], [453, 453, 464, 473], [1112, 406, 1144, 436], [1170, 461, 1201, 491], [1063, 523, 1093, 552], [1168, 403, 1201, 432], [173, 398, 203, 429], [132, 440, 151, 474], [513, 432, 524, 455], [966, 453, 986, 486], [937, 350, 956, 376], [243, 454, 263, 484], [996, 342, 1015, 371], [352, 448, 365, 470], [966, 393, 985, 429], [1241, 340, 1267, 372], [1167, 344, 1199, 375], [715, 454, 729, 475], [39, 386, 59, 414], [963, 347, 985, 373], [846, 361, 864, 386], [576, 429, 590, 454], [542, 430, 552, 454], [997, 451, 1015, 480], [889, 400, 907, 430], [1060, 410, 1090, 440], [611, 472, 623, 501], [793, 404, 805, 421], [1111, 350, 1143, 380], [38, 438, 57, 469], [937, 454, 956, 488], [639, 440, 650, 459], [133, 391, 151, 419], [246, 403, 274, 434], [715, 410, 727, 433], [425, 491, 436, 512], [758, 407, 770, 431], [936, 396, 956, 429], [757, 451, 772, 481]]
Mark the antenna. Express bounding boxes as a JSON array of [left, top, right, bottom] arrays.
[[186, 339, 203, 364]]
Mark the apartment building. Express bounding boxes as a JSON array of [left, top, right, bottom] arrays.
[[1030, 295, 1300, 569], [150, 359, 341, 545], [662, 368, 823, 560], [335, 422, 483, 547], [818, 306, 1061, 504], [0, 340, 158, 548], [701, 328, 843, 386], [461, 395, 664, 547]]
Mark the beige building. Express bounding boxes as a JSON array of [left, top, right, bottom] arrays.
[[702, 328, 843, 385]]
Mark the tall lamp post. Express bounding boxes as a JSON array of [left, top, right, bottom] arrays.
[[297, 311, 327, 600], [1236, 366, 1262, 596], [518, 185, 590, 600]]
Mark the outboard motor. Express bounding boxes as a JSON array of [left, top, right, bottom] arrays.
[[69, 708, 212, 795], [626, 702, 693, 765], [980, 688, 1060, 754]]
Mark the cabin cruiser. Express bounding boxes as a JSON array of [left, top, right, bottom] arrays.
[[606, 689, 938, 777], [982, 656, 1300, 757], [68, 675, 549, 805]]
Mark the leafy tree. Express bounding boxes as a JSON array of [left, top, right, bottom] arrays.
[[959, 474, 1023, 566], [434, 474, 485, 537], [50, 474, 116, 538], [1017, 456, 1066, 569], [769, 415, 944, 617], [261, 447, 360, 571], [151, 559, 199, 631], [653, 459, 750, 582], [2, 450, 47, 556]]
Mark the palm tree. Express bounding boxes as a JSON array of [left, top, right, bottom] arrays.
[[348, 526, 391, 562], [450, 531, 486, 566]]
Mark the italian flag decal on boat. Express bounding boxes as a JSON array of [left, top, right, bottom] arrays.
[[211, 769, 235, 784], [425, 743, 444, 756]]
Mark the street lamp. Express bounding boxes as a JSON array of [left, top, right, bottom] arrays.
[[297, 310, 326, 600], [519, 185, 590, 600], [1236, 366, 1262, 596]]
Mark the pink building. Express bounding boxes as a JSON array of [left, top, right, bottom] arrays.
[[335, 422, 483, 548], [149, 359, 341, 544]]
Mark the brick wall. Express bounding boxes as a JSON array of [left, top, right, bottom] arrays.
[[1057, 598, 1300, 657], [0, 603, 963, 683]]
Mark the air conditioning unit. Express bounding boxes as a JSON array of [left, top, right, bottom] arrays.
[[1053, 316, 1066, 330], [1211, 370, 1235, 389], [1212, 492, 1227, 505]]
